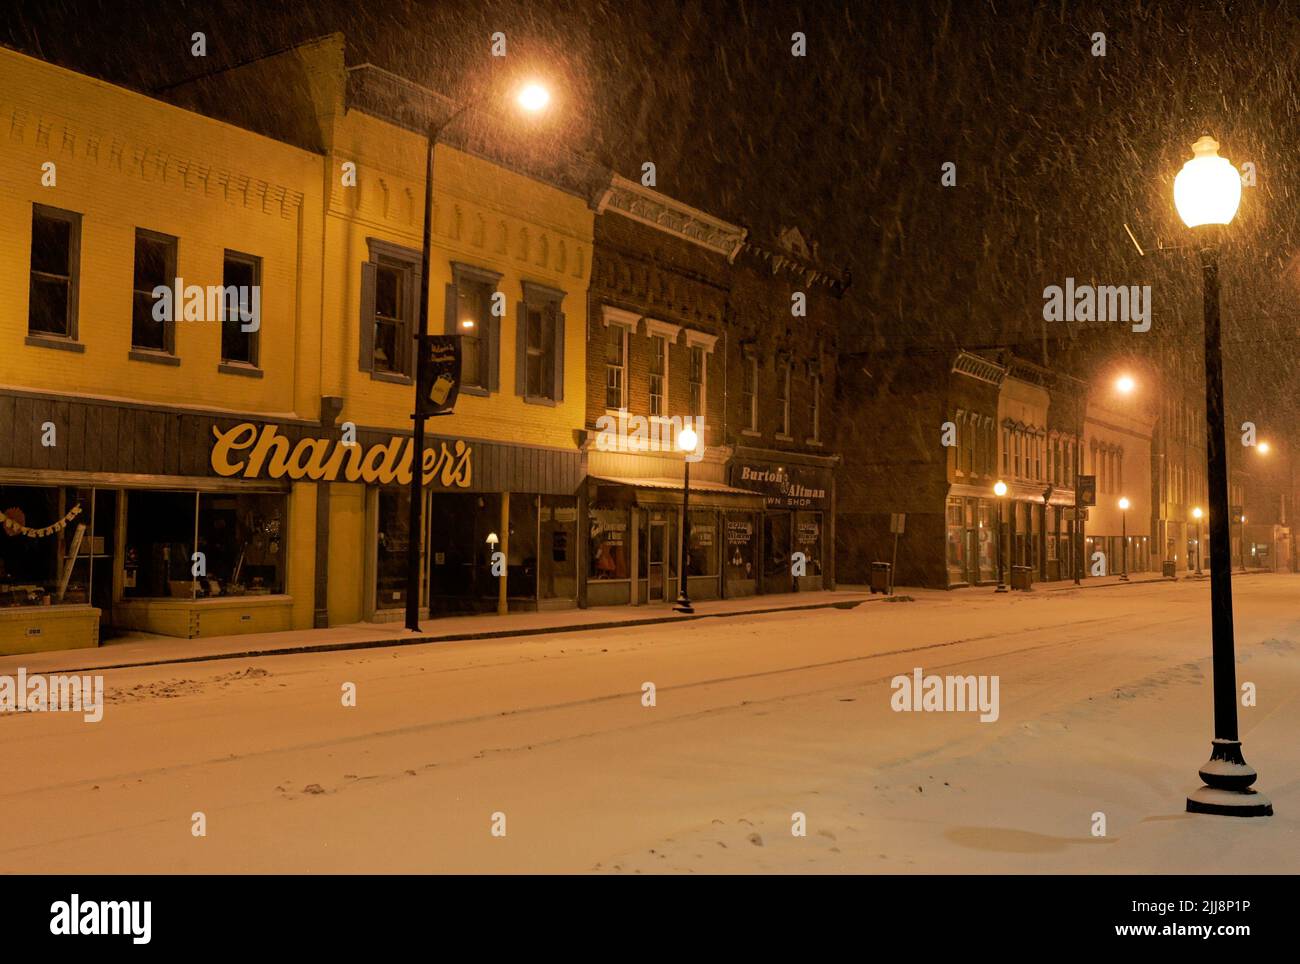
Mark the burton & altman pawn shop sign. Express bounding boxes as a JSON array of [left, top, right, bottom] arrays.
[[732, 464, 828, 509], [210, 422, 473, 488]]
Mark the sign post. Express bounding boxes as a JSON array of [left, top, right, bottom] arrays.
[[888, 512, 905, 595]]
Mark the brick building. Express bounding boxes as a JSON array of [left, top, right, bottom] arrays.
[[581, 175, 756, 607], [726, 228, 847, 593]]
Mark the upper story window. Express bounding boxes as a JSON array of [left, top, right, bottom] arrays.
[[359, 239, 420, 382], [742, 353, 759, 432], [602, 306, 638, 411], [648, 335, 667, 416], [28, 204, 81, 342], [518, 281, 566, 404], [606, 323, 628, 410], [219, 250, 261, 369], [450, 262, 503, 394], [132, 229, 177, 355], [776, 359, 792, 438], [682, 329, 717, 424], [688, 345, 705, 417], [808, 373, 821, 443]]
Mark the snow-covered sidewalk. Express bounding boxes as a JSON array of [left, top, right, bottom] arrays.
[[0, 587, 886, 676]]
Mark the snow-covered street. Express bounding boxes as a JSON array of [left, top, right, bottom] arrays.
[[2, 576, 1297, 874]]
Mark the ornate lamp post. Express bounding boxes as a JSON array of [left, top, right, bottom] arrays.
[[1118, 497, 1130, 580], [993, 480, 1009, 593], [673, 425, 699, 614], [1174, 134, 1271, 816]]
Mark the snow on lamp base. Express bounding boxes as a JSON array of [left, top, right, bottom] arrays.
[[1186, 739, 1273, 816]]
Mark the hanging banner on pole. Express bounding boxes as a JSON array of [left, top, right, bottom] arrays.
[[419, 335, 462, 416]]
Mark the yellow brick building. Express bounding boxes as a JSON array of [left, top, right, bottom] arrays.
[[0, 37, 598, 653]]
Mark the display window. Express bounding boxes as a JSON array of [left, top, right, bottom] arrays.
[[124, 489, 286, 600], [793, 510, 822, 575], [687, 509, 718, 576], [725, 512, 756, 581], [589, 505, 630, 580], [0, 484, 94, 607]]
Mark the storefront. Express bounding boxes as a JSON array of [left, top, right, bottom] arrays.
[[0, 389, 584, 654], [729, 450, 836, 594], [0, 392, 312, 655], [584, 475, 763, 607]]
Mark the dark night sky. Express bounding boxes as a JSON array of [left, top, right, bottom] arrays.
[[4, 0, 1298, 432]]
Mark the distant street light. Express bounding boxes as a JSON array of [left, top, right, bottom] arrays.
[[674, 425, 699, 614], [1256, 441, 1270, 455], [1192, 507, 1204, 575], [1118, 497, 1131, 581], [1115, 375, 1136, 395], [1173, 134, 1270, 816], [993, 481, 1009, 593]]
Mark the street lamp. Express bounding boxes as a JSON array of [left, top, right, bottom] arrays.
[[1173, 134, 1271, 816], [1256, 441, 1270, 455], [1118, 497, 1130, 581], [517, 82, 551, 113], [1192, 507, 1204, 575], [673, 425, 699, 614], [404, 81, 551, 632], [1115, 375, 1136, 395], [993, 481, 1008, 592]]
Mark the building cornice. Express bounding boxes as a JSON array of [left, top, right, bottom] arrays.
[[596, 174, 747, 262]]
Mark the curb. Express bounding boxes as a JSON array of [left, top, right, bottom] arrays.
[[30, 596, 877, 676], [1041, 575, 1168, 592]]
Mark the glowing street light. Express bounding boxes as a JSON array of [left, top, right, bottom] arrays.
[[1118, 497, 1131, 581], [993, 481, 1008, 593], [1174, 136, 1243, 228], [1173, 134, 1269, 816], [1256, 441, 1270, 455], [1115, 375, 1136, 395], [516, 82, 551, 113], [673, 424, 700, 614], [1192, 507, 1204, 575]]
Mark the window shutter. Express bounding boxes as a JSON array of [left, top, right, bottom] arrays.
[[407, 264, 423, 379], [552, 308, 565, 402], [358, 261, 376, 372], [443, 282, 457, 334], [515, 301, 527, 396], [488, 304, 501, 392]]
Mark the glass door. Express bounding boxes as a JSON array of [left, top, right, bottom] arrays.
[[648, 520, 667, 602]]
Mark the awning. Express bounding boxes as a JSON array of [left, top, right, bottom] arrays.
[[590, 476, 766, 511], [949, 481, 1076, 506]]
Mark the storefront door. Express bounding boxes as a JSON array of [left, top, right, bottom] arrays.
[[764, 512, 792, 593], [648, 519, 668, 602]]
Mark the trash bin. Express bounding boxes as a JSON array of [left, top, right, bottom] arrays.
[[1010, 565, 1033, 591], [870, 561, 892, 594], [1162, 560, 1177, 579]]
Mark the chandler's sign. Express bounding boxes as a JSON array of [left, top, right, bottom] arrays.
[[211, 422, 472, 487]]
